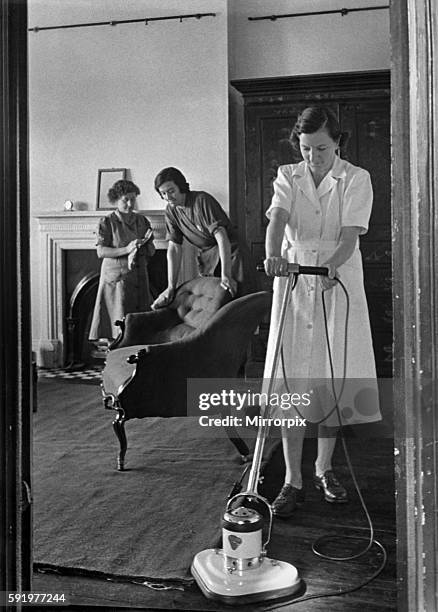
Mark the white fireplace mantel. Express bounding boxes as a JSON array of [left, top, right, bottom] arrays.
[[35, 209, 196, 367], [36, 209, 168, 245]]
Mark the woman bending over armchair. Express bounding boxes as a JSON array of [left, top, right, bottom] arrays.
[[151, 167, 256, 309]]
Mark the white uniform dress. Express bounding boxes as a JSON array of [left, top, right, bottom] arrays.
[[263, 156, 381, 426]]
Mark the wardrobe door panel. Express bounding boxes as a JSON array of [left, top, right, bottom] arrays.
[[341, 99, 391, 376]]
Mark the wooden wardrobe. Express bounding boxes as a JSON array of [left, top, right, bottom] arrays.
[[231, 71, 391, 378]]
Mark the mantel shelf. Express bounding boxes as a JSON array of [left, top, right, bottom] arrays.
[[35, 209, 168, 242], [35, 209, 166, 218]]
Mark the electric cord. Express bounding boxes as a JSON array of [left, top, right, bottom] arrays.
[[271, 274, 388, 606], [263, 539, 387, 610], [227, 463, 251, 499], [280, 274, 348, 426]]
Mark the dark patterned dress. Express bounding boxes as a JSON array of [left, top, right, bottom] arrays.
[[165, 190, 256, 295], [89, 211, 155, 340]]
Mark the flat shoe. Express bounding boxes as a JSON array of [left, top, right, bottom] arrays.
[[313, 470, 348, 503], [271, 484, 305, 518]]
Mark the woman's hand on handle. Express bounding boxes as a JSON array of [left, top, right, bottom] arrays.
[[319, 262, 338, 291], [264, 256, 289, 277]]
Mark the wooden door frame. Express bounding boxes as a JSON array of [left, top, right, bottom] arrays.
[[391, 1, 438, 610], [0, 0, 32, 599]]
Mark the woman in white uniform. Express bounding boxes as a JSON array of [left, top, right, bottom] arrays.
[[264, 106, 381, 518]]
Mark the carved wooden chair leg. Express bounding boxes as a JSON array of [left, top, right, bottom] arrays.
[[112, 410, 127, 471]]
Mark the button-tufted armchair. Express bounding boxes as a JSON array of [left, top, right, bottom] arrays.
[[101, 277, 271, 470]]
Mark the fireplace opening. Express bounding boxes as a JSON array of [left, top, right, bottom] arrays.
[[63, 249, 168, 367], [65, 272, 99, 367]]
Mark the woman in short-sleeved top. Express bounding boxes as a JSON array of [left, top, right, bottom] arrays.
[[263, 106, 381, 518], [151, 167, 256, 309], [165, 189, 244, 279], [89, 180, 155, 341]]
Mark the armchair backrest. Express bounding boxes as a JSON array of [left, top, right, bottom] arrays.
[[168, 277, 232, 333], [114, 277, 234, 348]]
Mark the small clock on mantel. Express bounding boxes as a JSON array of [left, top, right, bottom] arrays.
[[64, 199, 74, 211]]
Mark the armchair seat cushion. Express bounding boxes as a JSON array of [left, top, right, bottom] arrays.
[[149, 322, 195, 344]]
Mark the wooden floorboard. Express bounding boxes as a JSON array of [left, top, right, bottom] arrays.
[[32, 436, 396, 611]]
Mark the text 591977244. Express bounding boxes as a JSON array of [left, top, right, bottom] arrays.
[[3, 592, 67, 606]]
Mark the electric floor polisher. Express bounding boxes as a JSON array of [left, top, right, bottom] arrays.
[[191, 264, 329, 605]]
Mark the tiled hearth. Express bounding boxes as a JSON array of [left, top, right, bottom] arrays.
[[35, 210, 196, 367]]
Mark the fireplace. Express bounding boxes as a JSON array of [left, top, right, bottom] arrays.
[[63, 249, 168, 367], [35, 210, 196, 367]]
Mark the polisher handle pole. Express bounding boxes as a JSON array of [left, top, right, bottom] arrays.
[[246, 272, 295, 493], [246, 262, 330, 494]]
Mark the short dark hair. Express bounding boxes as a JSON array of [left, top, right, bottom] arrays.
[[154, 167, 190, 196], [107, 179, 140, 203], [290, 106, 343, 150]]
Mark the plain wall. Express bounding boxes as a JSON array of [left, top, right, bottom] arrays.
[[228, 0, 390, 79], [28, 0, 229, 345]]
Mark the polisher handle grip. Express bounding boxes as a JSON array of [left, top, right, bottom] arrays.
[[256, 262, 329, 276], [297, 265, 329, 276]]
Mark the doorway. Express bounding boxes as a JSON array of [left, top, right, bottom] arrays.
[[1, 1, 437, 610]]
